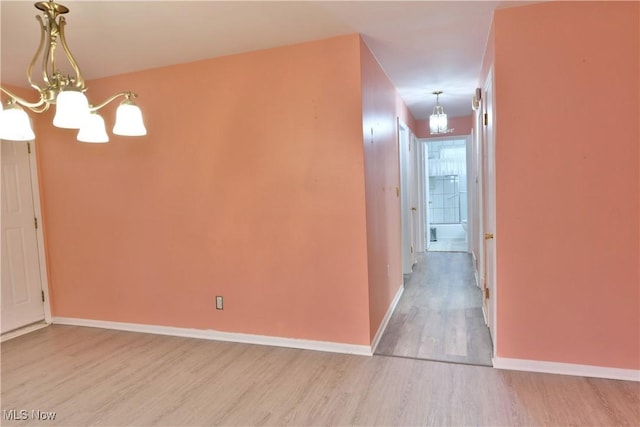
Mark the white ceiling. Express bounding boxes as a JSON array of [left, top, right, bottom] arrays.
[[1, 1, 535, 120]]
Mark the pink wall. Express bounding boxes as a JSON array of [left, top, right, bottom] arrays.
[[490, 2, 639, 369], [359, 39, 404, 341], [396, 94, 417, 134], [415, 115, 473, 139], [34, 35, 375, 345]]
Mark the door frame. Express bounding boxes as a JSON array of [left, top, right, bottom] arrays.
[[417, 135, 472, 253], [1, 138, 52, 328], [415, 138, 428, 253], [29, 140, 52, 324], [473, 100, 485, 293], [481, 68, 497, 351], [398, 119, 416, 274]]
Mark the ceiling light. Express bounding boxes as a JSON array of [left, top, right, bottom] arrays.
[[429, 91, 454, 135], [77, 112, 109, 143], [0, 0, 146, 143], [0, 100, 36, 141]]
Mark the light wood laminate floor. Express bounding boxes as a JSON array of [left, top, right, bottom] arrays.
[[1, 325, 639, 426], [376, 252, 493, 366], [428, 237, 468, 252]]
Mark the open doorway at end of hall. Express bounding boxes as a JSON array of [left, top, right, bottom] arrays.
[[423, 137, 470, 253]]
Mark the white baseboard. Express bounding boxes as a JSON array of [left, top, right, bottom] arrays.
[[1, 321, 49, 343], [493, 357, 640, 382], [370, 284, 404, 353], [52, 317, 372, 356]]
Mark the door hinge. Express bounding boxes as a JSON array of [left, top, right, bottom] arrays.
[[27, 142, 31, 154], [484, 287, 490, 299], [483, 113, 489, 126], [34, 217, 38, 229], [42, 290, 45, 302]]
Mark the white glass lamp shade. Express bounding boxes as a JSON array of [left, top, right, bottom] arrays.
[[429, 112, 448, 134], [53, 90, 90, 129], [0, 103, 35, 141], [77, 112, 109, 143], [113, 100, 146, 136]]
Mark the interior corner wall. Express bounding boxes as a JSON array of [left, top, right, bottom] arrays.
[[359, 38, 404, 342], [396, 94, 417, 135], [35, 34, 373, 345], [492, 1, 639, 369]]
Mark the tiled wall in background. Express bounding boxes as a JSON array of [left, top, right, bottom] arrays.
[[427, 139, 467, 224]]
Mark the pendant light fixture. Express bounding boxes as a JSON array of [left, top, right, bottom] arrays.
[[0, 0, 146, 143], [429, 91, 454, 135]]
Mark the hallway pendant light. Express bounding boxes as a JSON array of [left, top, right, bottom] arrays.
[[429, 91, 454, 135], [0, 0, 146, 142]]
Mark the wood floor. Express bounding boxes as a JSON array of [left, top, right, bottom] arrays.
[[376, 252, 493, 366], [1, 325, 639, 426], [427, 237, 468, 252]]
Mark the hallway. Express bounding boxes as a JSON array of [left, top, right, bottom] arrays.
[[376, 252, 493, 366]]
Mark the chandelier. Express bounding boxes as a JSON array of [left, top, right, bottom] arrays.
[[0, 0, 146, 143], [429, 91, 454, 135]]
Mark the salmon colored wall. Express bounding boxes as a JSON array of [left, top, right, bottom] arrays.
[[359, 39, 405, 341], [35, 35, 374, 345], [415, 115, 473, 139], [396, 94, 417, 134], [492, 2, 639, 369]]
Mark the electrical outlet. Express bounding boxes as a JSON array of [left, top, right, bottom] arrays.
[[215, 296, 224, 310]]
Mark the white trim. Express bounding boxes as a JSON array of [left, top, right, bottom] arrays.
[[471, 251, 480, 288], [482, 67, 497, 357], [1, 321, 48, 342], [28, 140, 52, 324], [370, 284, 404, 353], [493, 357, 640, 382], [51, 317, 373, 356]]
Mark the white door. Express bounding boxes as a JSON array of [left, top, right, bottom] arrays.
[[409, 134, 419, 264], [1, 140, 45, 334], [419, 139, 430, 252], [474, 108, 485, 292], [398, 120, 414, 274], [482, 70, 497, 344]]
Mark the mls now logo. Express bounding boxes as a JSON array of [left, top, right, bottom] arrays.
[[3, 410, 28, 421], [3, 409, 57, 421], [32, 410, 57, 420]]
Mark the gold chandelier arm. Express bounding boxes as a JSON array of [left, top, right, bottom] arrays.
[[0, 86, 47, 111], [90, 92, 137, 112], [41, 16, 53, 87], [28, 102, 51, 114], [27, 15, 47, 91], [58, 17, 85, 90]]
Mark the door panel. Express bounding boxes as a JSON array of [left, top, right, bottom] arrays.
[[1, 140, 44, 334], [482, 70, 496, 343], [399, 121, 414, 274], [423, 141, 431, 251]]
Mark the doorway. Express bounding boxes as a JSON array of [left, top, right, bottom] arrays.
[[424, 138, 470, 253], [1, 139, 50, 335]]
